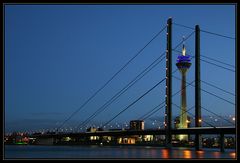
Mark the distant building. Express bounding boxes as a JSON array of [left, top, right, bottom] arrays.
[[129, 120, 144, 130]]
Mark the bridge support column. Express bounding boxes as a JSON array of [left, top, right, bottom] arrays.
[[165, 17, 172, 148], [220, 133, 225, 152], [195, 25, 202, 151]]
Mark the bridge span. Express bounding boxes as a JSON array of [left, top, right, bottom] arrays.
[[31, 126, 235, 152]]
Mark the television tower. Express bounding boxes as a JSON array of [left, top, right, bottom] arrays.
[[176, 37, 191, 141]]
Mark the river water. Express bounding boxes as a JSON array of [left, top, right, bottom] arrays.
[[4, 145, 236, 159]]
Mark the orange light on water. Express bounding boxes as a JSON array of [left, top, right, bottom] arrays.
[[196, 150, 204, 154], [212, 152, 220, 158], [195, 150, 204, 158], [183, 150, 192, 159], [161, 149, 170, 159], [230, 152, 236, 158]]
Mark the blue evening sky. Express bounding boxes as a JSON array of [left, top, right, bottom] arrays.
[[5, 4, 235, 132]]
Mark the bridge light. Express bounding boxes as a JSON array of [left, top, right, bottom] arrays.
[[232, 117, 235, 121], [198, 119, 202, 123], [186, 120, 190, 123]]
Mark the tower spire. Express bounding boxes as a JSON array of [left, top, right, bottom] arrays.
[[182, 36, 186, 56]]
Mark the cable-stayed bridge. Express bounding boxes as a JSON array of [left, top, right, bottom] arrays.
[[31, 18, 236, 152]]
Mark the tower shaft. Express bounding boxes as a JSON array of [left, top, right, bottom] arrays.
[[176, 57, 191, 141], [180, 71, 188, 129]]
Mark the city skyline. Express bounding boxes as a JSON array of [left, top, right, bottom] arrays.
[[5, 4, 235, 133]]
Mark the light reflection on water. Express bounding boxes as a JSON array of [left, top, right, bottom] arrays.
[[183, 150, 192, 159], [161, 149, 170, 158], [4, 145, 236, 159], [195, 150, 204, 159]]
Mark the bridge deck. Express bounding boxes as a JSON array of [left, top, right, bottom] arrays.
[[32, 127, 236, 138]]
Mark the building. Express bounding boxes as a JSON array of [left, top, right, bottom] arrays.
[[112, 120, 145, 145], [129, 120, 144, 130], [176, 39, 191, 141]]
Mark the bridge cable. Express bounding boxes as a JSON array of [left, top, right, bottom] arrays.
[[141, 103, 165, 120], [201, 55, 235, 68], [201, 80, 235, 97], [200, 58, 235, 72], [173, 22, 235, 40]]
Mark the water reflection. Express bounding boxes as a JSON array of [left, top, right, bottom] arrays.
[[229, 152, 236, 158], [183, 150, 192, 158], [149, 148, 157, 157], [5, 145, 236, 159], [161, 149, 170, 158], [212, 152, 221, 158], [195, 150, 204, 159]]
